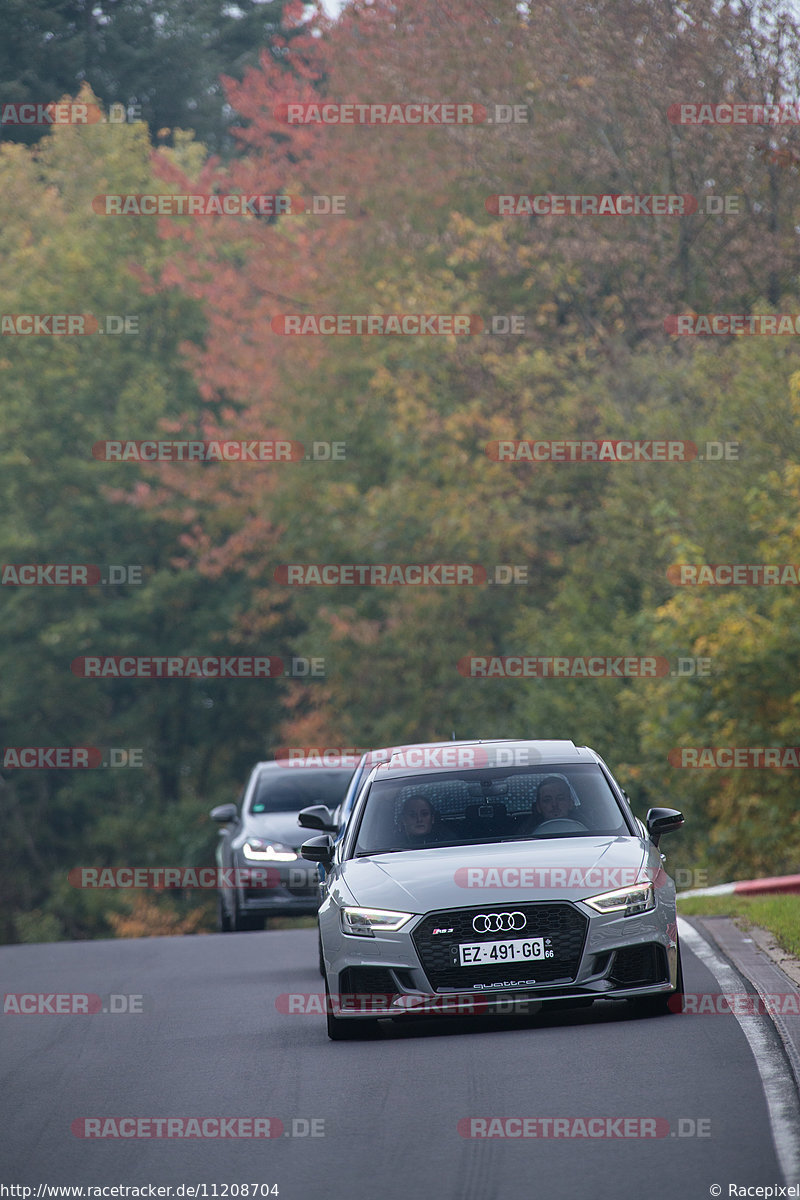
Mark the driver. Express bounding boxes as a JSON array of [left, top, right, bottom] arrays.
[[400, 794, 435, 838], [534, 775, 577, 823], [398, 793, 456, 846]]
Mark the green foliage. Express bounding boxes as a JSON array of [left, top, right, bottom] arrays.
[[677, 895, 800, 960], [0, 0, 299, 154]]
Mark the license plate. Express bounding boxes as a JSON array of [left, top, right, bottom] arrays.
[[458, 937, 549, 966]]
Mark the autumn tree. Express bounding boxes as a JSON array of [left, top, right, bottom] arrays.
[[0, 92, 290, 942]]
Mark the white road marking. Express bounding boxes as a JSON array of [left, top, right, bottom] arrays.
[[679, 917, 800, 1185]]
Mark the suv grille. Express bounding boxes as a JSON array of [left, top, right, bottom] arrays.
[[412, 903, 588, 991]]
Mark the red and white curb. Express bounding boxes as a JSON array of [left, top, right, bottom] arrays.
[[679, 873, 800, 899]]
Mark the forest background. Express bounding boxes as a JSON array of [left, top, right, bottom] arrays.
[[2, 0, 799, 942]]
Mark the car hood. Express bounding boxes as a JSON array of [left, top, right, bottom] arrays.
[[340, 837, 654, 911]]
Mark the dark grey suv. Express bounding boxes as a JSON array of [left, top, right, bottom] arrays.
[[210, 759, 354, 930]]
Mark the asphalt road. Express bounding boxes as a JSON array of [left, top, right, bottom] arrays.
[[0, 925, 792, 1200]]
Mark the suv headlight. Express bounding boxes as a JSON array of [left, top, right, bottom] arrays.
[[242, 839, 298, 862], [341, 907, 414, 937], [583, 882, 654, 916]]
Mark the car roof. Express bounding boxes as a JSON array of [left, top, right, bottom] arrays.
[[357, 739, 484, 766], [373, 739, 601, 777], [255, 759, 356, 771]]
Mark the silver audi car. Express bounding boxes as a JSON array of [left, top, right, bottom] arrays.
[[300, 739, 684, 1038]]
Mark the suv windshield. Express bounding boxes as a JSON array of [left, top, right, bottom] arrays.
[[249, 767, 352, 814], [352, 764, 631, 855]]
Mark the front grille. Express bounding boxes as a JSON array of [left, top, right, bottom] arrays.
[[412, 903, 588, 991], [609, 943, 668, 986]]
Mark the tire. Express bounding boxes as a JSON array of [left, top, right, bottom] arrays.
[[217, 895, 232, 932], [627, 941, 684, 1017], [325, 974, 380, 1041], [232, 897, 264, 932]]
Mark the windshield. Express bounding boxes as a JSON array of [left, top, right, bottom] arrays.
[[248, 767, 353, 814], [352, 764, 632, 855]]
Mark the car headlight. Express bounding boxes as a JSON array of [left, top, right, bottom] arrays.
[[583, 882, 654, 916], [341, 907, 415, 937], [242, 839, 298, 862]]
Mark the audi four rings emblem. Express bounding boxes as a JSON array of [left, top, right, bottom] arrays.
[[472, 912, 527, 933]]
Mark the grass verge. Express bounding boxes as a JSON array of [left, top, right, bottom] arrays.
[[677, 894, 800, 959]]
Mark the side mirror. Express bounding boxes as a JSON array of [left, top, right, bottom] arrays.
[[210, 803, 239, 824], [300, 834, 335, 866], [298, 805, 339, 833], [646, 807, 684, 847]]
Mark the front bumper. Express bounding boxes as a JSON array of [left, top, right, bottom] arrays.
[[321, 899, 679, 1019], [235, 861, 320, 915]]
